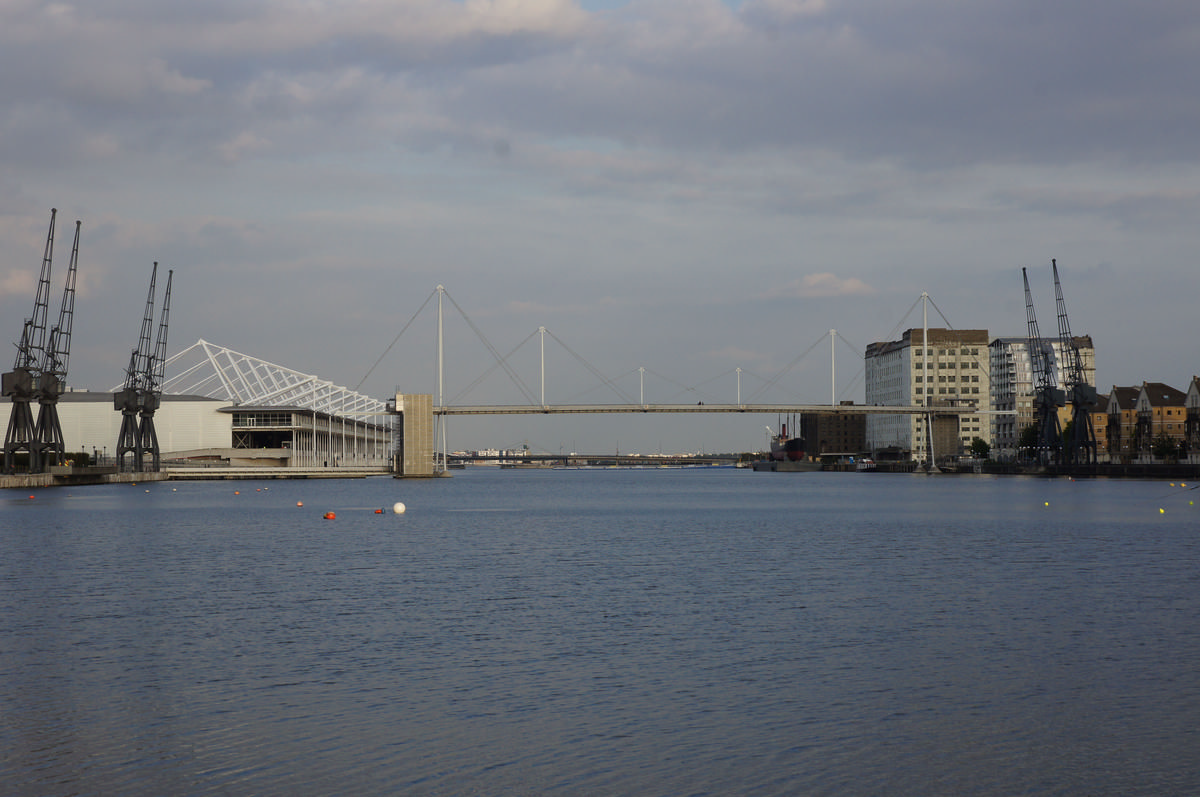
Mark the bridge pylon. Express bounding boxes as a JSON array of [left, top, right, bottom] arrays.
[[391, 393, 438, 478]]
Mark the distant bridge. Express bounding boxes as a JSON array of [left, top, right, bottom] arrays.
[[387, 396, 999, 477], [436, 403, 969, 416], [449, 453, 737, 467], [373, 287, 1011, 476]]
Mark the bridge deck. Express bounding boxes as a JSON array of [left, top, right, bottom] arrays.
[[436, 403, 982, 416]]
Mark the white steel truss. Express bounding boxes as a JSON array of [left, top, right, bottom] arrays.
[[159, 339, 388, 420]]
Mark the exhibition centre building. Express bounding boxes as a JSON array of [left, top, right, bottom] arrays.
[[49, 341, 393, 470]]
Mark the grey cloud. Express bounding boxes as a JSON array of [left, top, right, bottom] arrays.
[[2, 0, 1199, 452]]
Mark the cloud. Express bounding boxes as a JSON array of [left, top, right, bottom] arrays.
[[766, 273, 876, 299], [1, 0, 1200, 451], [218, 131, 273, 164], [0, 268, 37, 301]]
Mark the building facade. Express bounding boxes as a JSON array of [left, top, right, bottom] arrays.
[[864, 328, 991, 463], [799, 402, 867, 457], [1133, 382, 1187, 460], [987, 336, 1095, 461], [1104, 386, 1141, 463], [53, 390, 234, 463]]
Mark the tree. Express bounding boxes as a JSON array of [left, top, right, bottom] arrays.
[[970, 437, 991, 459], [1151, 434, 1180, 461], [1018, 424, 1038, 460]]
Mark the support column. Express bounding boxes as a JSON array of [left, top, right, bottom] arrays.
[[393, 393, 436, 477]]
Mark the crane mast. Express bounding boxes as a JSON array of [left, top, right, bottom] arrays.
[[115, 264, 159, 472], [33, 219, 81, 468], [1052, 260, 1098, 467], [3, 209, 58, 474], [138, 269, 172, 472], [1023, 267, 1063, 465]]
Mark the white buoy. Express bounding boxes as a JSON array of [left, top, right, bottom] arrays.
[[393, 502, 407, 514]]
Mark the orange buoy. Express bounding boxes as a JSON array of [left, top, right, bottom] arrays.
[[375, 508, 384, 514], [297, 501, 304, 507], [323, 511, 336, 520]]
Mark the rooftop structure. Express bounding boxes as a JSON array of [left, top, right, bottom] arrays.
[[156, 340, 393, 468]]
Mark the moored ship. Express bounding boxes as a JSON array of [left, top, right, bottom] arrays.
[[752, 422, 821, 471], [769, 422, 807, 462]]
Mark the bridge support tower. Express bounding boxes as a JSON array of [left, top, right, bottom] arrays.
[[392, 393, 437, 477]]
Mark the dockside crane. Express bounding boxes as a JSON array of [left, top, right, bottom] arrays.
[[137, 269, 172, 472], [33, 219, 81, 469], [115, 264, 159, 472], [1023, 267, 1063, 465], [1053, 259, 1098, 467], [3, 209, 57, 474]]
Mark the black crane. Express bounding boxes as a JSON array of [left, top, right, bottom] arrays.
[[33, 219, 81, 469], [3, 209, 58, 474], [1052, 259, 1098, 467], [1023, 266, 1063, 465], [115, 265, 159, 472], [138, 269, 172, 472]]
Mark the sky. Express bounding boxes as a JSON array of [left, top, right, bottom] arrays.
[[2, 0, 1198, 454]]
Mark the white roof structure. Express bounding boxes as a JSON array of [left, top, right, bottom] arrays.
[[160, 339, 387, 419]]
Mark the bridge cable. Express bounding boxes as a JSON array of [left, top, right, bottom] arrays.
[[833, 331, 868, 404], [745, 331, 829, 403], [448, 329, 539, 406], [542, 327, 637, 405], [736, 367, 816, 404], [643, 367, 715, 404], [442, 290, 540, 405], [559, 366, 641, 405], [355, 288, 437, 391]]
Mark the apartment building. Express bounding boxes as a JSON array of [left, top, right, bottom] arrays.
[[1133, 382, 1187, 459], [988, 336, 1096, 460], [864, 328, 991, 463]]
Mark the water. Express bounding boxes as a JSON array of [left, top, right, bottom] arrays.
[[2, 469, 1198, 795]]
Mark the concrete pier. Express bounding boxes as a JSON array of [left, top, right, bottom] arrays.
[[1, 467, 170, 490]]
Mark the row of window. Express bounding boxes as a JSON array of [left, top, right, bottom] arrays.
[[913, 348, 982, 356], [913, 387, 984, 395], [233, 412, 294, 427], [914, 362, 981, 369], [916, 376, 983, 383]]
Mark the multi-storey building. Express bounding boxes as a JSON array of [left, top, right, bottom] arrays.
[[864, 328, 991, 463], [1105, 386, 1141, 463], [1134, 382, 1187, 460], [800, 402, 867, 457], [988, 336, 1096, 460], [1185, 377, 1200, 463], [1090, 393, 1111, 459]]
